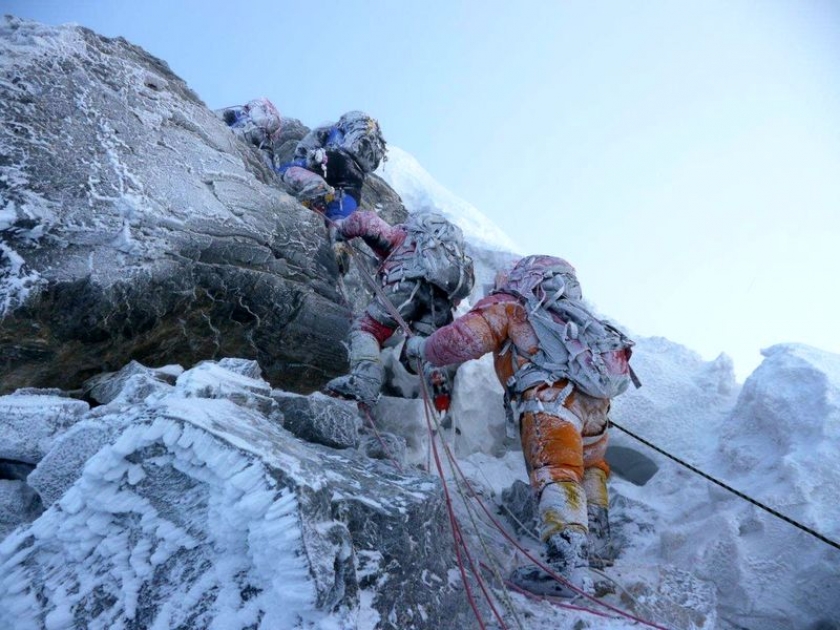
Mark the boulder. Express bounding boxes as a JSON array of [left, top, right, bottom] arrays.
[[83, 360, 183, 405], [0, 389, 90, 463], [272, 391, 360, 450], [0, 17, 353, 395], [0, 480, 42, 540], [0, 358, 470, 629]]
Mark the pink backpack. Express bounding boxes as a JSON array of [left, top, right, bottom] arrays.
[[497, 255, 638, 399]]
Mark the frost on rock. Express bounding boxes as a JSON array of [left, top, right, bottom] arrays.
[[28, 418, 124, 508], [0, 480, 43, 540], [0, 415, 322, 630], [0, 16, 351, 395], [0, 389, 90, 463], [175, 358, 280, 419], [0, 359, 467, 630], [83, 360, 183, 405], [272, 391, 359, 449]]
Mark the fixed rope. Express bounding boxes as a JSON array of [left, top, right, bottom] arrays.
[[610, 419, 840, 552], [417, 370, 516, 630], [436, 425, 671, 630], [421, 379, 495, 630], [358, 403, 403, 473], [344, 229, 836, 552], [330, 223, 670, 628], [330, 232, 499, 628]]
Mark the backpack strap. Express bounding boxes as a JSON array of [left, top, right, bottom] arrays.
[[495, 289, 562, 396]]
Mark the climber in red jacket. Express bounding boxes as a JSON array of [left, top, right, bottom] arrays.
[[405, 255, 636, 596]]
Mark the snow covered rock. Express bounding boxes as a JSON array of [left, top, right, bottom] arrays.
[[448, 353, 509, 458], [0, 16, 352, 395], [611, 341, 840, 630], [369, 396, 430, 468], [0, 389, 90, 463], [500, 479, 538, 536], [28, 418, 123, 509], [610, 335, 740, 464], [711, 343, 840, 629], [0, 480, 42, 540], [0, 359, 468, 629], [273, 391, 360, 449], [175, 358, 281, 420], [83, 360, 183, 405]]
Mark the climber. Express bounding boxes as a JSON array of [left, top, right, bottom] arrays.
[[404, 255, 636, 597], [277, 111, 387, 274], [216, 97, 282, 169], [324, 210, 474, 410], [277, 111, 386, 222]]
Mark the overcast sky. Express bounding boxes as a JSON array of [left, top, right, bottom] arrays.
[[7, 0, 840, 380]]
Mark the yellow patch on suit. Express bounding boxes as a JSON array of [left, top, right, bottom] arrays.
[[582, 467, 609, 509], [539, 481, 588, 540]]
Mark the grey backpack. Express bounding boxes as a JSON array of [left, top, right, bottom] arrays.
[[498, 255, 637, 400], [328, 111, 387, 174], [385, 212, 475, 302]]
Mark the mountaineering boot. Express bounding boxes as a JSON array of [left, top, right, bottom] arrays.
[[326, 330, 384, 404], [326, 363, 382, 403], [508, 528, 592, 598], [587, 504, 614, 568], [507, 564, 579, 599], [581, 467, 613, 568]]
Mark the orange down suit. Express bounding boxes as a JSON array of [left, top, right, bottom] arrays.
[[420, 293, 610, 540]]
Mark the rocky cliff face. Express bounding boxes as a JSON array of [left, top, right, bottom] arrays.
[[0, 16, 465, 630], [0, 16, 409, 395]]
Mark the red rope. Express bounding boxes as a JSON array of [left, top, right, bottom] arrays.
[[417, 377, 510, 630], [420, 386, 489, 630], [332, 225, 667, 629], [440, 439, 672, 630], [452, 516, 510, 629]]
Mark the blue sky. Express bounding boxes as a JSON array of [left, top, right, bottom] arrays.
[[6, 1, 840, 380]]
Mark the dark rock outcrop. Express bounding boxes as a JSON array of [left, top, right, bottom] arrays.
[[0, 17, 362, 395]]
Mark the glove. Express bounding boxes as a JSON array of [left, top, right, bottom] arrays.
[[423, 364, 451, 414], [307, 148, 328, 171], [404, 336, 427, 362]]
